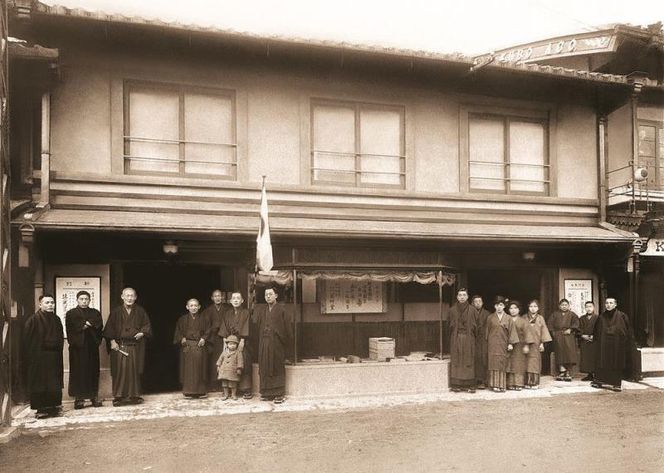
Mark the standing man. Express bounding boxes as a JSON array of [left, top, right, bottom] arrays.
[[449, 288, 478, 393], [592, 298, 633, 392], [103, 287, 152, 406], [65, 290, 103, 409], [174, 298, 211, 398], [253, 287, 292, 404], [471, 295, 490, 389], [23, 294, 64, 419], [201, 289, 227, 391], [548, 298, 579, 381], [219, 291, 253, 399], [579, 301, 599, 382]]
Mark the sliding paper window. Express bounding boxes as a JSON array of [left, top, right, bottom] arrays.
[[469, 115, 548, 194], [125, 84, 236, 178], [312, 102, 404, 187]]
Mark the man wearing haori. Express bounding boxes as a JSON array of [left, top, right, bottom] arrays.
[[65, 290, 103, 409], [449, 288, 478, 393], [24, 294, 64, 419], [174, 298, 211, 398], [103, 287, 152, 406], [253, 287, 292, 404]]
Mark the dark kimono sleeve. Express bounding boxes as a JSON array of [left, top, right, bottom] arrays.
[[138, 307, 152, 338], [173, 316, 185, 345], [569, 312, 581, 333], [65, 309, 85, 348], [102, 309, 119, 352], [90, 309, 103, 344]]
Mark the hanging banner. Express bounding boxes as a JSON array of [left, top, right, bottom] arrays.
[[321, 280, 386, 314]]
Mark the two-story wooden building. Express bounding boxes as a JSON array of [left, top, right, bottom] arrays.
[[480, 23, 664, 373], [5, 1, 648, 402]]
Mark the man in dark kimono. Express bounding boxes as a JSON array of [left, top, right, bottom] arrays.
[[219, 292, 253, 399], [201, 289, 227, 391], [592, 298, 634, 392], [65, 290, 103, 409], [578, 301, 599, 382], [102, 287, 152, 406], [449, 289, 478, 393], [174, 298, 211, 398], [548, 298, 579, 381], [471, 295, 490, 389], [24, 294, 64, 419], [253, 287, 292, 404]]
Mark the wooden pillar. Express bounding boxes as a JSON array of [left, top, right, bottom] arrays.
[[38, 92, 50, 208]]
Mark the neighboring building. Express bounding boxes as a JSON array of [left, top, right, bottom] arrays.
[[4, 1, 651, 407], [1, 0, 12, 427], [479, 23, 664, 372]]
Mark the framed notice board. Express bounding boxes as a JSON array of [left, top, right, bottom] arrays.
[[321, 280, 386, 314], [564, 279, 593, 317]]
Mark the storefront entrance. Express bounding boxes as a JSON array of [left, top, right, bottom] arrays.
[[467, 269, 544, 310], [123, 263, 222, 393]]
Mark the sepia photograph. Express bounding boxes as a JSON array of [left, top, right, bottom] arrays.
[[0, 0, 662, 471]]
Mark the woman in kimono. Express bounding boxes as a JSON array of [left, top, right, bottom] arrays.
[[523, 300, 552, 389], [485, 296, 519, 393], [506, 301, 534, 391]]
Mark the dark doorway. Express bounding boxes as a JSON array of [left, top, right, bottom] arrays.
[[467, 269, 543, 312], [123, 263, 221, 393]]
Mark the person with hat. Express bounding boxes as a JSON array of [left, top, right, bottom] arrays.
[[485, 296, 519, 393], [216, 334, 244, 400]]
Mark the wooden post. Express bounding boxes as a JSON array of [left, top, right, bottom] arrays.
[[597, 115, 608, 222], [293, 268, 298, 365], [438, 270, 443, 357], [39, 92, 50, 208]]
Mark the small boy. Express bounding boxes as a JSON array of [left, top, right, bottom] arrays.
[[216, 334, 244, 400]]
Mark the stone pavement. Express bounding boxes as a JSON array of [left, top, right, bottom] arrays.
[[8, 375, 658, 433]]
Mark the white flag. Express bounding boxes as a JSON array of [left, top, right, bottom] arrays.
[[256, 179, 273, 271]]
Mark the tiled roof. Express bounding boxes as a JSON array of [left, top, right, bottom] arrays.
[[30, 2, 660, 88]]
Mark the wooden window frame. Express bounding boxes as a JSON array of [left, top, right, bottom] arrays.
[[460, 104, 554, 197], [123, 80, 237, 180], [638, 119, 664, 189], [310, 99, 406, 189]]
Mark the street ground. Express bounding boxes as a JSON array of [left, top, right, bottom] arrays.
[[1, 379, 663, 473]]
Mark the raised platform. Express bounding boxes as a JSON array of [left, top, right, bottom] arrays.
[[252, 360, 450, 398], [640, 347, 664, 374]]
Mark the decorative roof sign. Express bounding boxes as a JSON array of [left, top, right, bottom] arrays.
[[477, 32, 618, 65]]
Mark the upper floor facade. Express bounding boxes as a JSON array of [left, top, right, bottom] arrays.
[[7, 2, 645, 243]]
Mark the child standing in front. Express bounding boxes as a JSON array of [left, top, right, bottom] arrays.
[[523, 300, 552, 389], [216, 334, 244, 400]]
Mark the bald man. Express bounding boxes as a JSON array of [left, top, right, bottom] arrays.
[[103, 287, 152, 406], [174, 298, 212, 398]]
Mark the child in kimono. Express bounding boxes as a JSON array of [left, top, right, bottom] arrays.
[[506, 301, 534, 391], [485, 296, 519, 393], [216, 334, 244, 400], [523, 300, 552, 389]]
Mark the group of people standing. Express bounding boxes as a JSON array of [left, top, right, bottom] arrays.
[[449, 289, 634, 394], [23, 286, 292, 419]]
